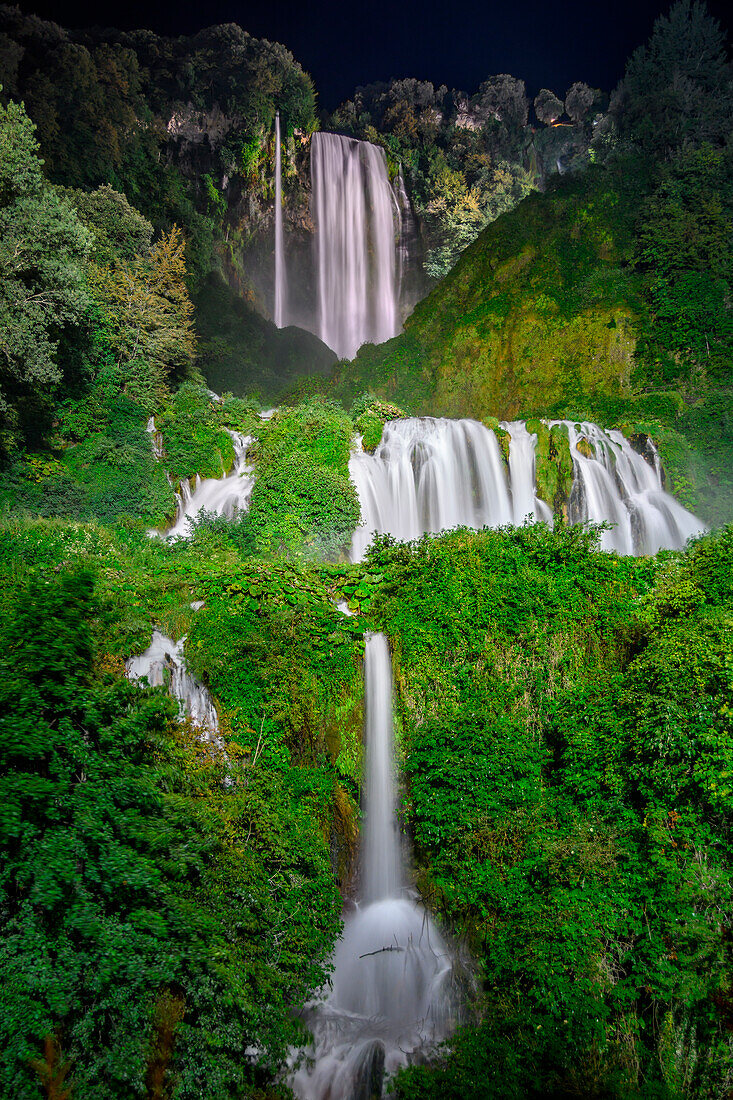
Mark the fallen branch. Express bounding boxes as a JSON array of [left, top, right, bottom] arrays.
[[359, 945, 404, 958]]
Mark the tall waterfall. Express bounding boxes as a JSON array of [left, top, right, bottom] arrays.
[[350, 418, 705, 561], [292, 633, 455, 1100], [274, 112, 287, 328], [311, 133, 401, 360]]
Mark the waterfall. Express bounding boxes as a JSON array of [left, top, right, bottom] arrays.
[[126, 630, 219, 739], [350, 417, 705, 561], [362, 632, 401, 904], [161, 431, 254, 540], [146, 415, 164, 460], [563, 421, 704, 555], [311, 133, 401, 360], [274, 112, 287, 327], [349, 418, 513, 561], [291, 633, 455, 1100]]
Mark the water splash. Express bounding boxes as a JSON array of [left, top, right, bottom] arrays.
[[291, 634, 455, 1100], [350, 417, 705, 560], [311, 133, 401, 360]]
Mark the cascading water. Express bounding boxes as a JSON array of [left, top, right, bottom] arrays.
[[274, 112, 287, 328], [146, 415, 164, 461], [350, 418, 513, 561], [311, 133, 401, 360], [563, 421, 703, 555], [292, 633, 455, 1100], [350, 417, 705, 561], [126, 630, 219, 738], [162, 431, 254, 540]]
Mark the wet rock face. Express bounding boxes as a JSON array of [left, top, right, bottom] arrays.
[[351, 1041, 385, 1100], [166, 104, 238, 146], [629, 432, 658, 469]]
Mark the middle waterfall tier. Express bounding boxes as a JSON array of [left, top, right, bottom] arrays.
[[350, 417, 706, 560]]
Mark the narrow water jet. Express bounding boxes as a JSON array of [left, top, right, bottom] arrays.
[[311, 133, 401, 360], [291, 633, 455, 1100], [274, 111, 287, 328]]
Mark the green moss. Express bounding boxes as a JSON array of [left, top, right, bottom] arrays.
[[158, 382, 235, 488], [353, 397, 406, 454], [534, 422, 574, 517], [482, 417, 511, 465], [355, 411, 385, 453]]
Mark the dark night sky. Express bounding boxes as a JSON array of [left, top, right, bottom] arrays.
[[19, 0, 733, 108]]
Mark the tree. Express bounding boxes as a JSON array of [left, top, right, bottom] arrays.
[[612, 0, 733, 157], [0, 92, 90, 454], [564, 81, 595, 124], [65, 184, 153, 265], [534, 88, 564, 125], [636, 143, 733, 375], [89, 225, 197, 408], [475, 74, 529, 130]]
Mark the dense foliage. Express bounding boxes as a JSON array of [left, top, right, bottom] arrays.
[[361, 523, 733, 1098], [237, 399, 360, 559], [0, 544, 343, 1098], [327, 74, 595, 278], [0, 3, 732, 1098]]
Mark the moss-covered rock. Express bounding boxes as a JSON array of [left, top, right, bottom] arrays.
[[332, 169, 642, 420], [353, 397, 406, 454], [534, 422, 574, 518], [482, 416, 511, 465]]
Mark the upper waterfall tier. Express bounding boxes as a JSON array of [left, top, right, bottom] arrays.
[[350, 417, 706, 561], [274, 112, 287, 328], [311, 132, 401, 360]]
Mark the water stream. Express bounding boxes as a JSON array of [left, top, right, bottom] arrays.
[[126, 629, 219, 739], [292, 633, 455, 1100], [274, 111, 287, 328], [162, 431, 254, 540]]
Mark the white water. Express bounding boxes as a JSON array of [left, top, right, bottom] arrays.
[[350, 417, 705, 560], [146, 415, 164, 461], [563, 421, 704, 555], [126, 630, 219, 737], [292, 634, 454, 1100], [311, 133, 401, 360], [274, 112, 287, 327], [163, 431, 253, 539]]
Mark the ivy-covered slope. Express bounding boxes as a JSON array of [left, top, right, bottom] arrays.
[[333, 166, 644, 418]]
